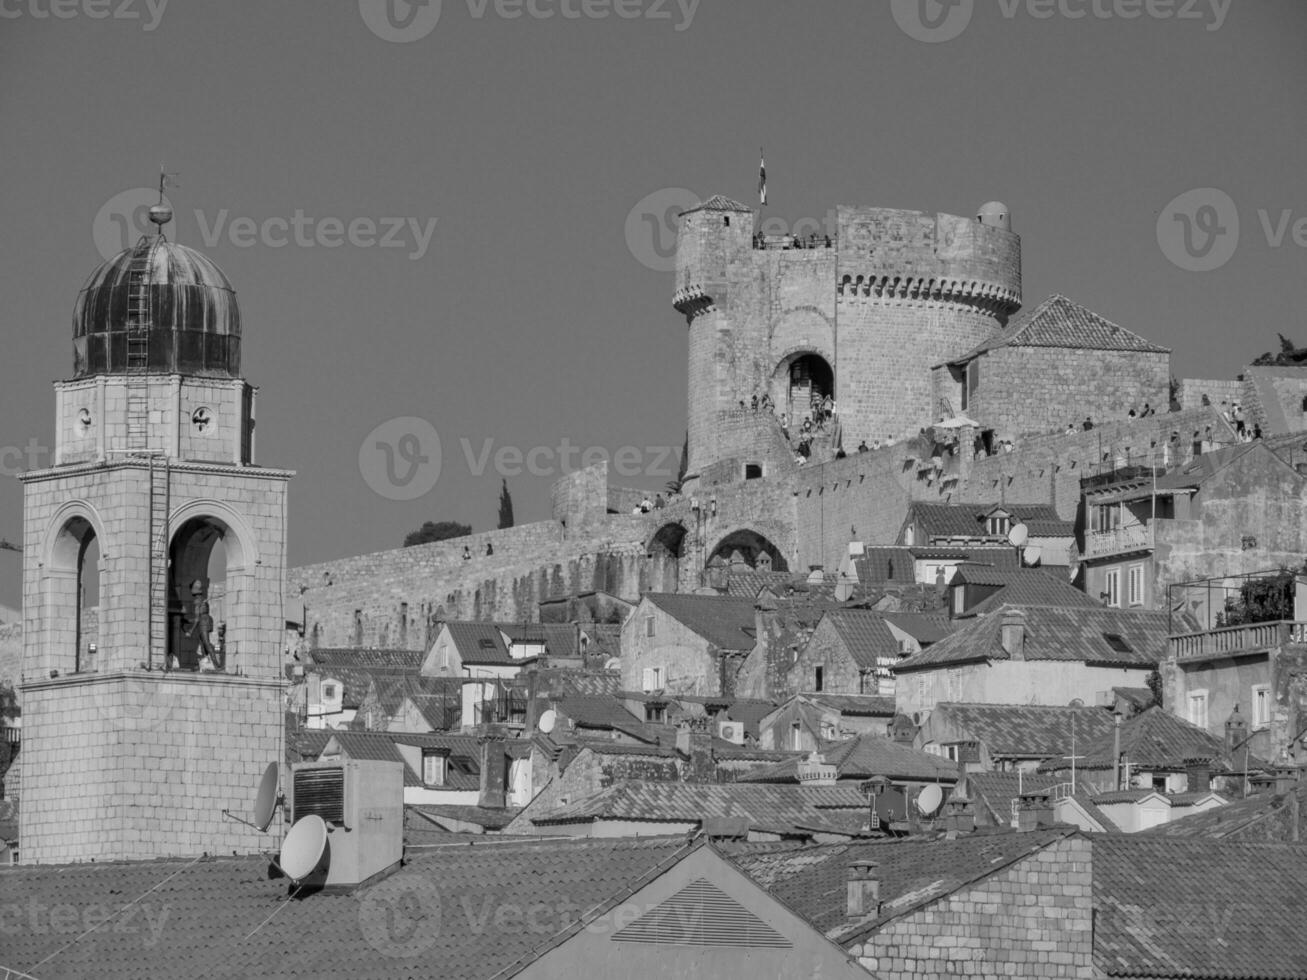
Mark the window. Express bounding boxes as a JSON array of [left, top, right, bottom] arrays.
[[814, 666, 824, 692], [1102, 633, 1133, 654], [986, 514, 1010, 536], [966, 360, 980, 408], [791, 723, 803, 751], [1128, 564, 1144, 606], [1188, 690, 1209, 729], [744, 463, 763, 480], [422, 751, 447, 786], [645, 703, 666, 724], [1095, 504, 1122, 533], [321, 682, 338, 701], [944, 744, 959, 762], [642, 666, 664, 692], [1103, 569, 1121, 608], [1252, 685, 1271, 728], [645, 617, 655, 638], [440, 643, 450, 669]]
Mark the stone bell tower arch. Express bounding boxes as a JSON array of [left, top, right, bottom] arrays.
[[18, 192, 293, 863]]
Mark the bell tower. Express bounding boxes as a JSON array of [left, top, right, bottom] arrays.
[[18, 191, 292, 863]]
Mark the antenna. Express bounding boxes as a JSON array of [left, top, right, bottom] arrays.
[[278, 815, 328, 883], [538, 708, 557, 735], [150, 167, 179, 236], [916, 784, 944, 817]]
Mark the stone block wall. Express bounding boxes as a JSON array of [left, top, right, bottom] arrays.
[[851, 835, 1094, 979], [1179, 377, 1244, 413], [18, 672, 283, 863], [967, 347, 1170, 442], [551, 462, 610, 535]]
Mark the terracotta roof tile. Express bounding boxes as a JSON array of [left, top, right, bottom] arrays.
[[741, 734, 957, 784], [924, 703, 1118, 760], [907, 502, 1072, 541], [643, 593, 757, 651]]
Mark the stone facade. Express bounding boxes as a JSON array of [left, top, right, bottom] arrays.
[[850, 835, 1094, 979], [674, 198, 1020, 487]]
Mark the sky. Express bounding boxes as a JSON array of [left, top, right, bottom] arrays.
[[0, 0, 1304, 607]]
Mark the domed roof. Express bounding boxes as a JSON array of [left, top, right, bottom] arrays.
[[977, 201, 1009, 216], [72, 235, 241, 379]]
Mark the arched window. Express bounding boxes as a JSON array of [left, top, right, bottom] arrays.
[[167, 516, 229, 671]]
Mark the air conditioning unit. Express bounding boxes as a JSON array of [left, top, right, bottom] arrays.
[[717, 721, 745, 745], [290, 759, 403, 889]]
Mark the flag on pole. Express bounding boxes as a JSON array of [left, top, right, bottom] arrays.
[[758, 149, 767, 207]]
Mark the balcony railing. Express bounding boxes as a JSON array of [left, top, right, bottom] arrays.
[[1168, 620, 1307, 661], [1084, 524, 1153, 558]]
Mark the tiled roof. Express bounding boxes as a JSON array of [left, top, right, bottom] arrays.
[[321, 731, 423, 787], [822, 609, 901, 670], [729, 828, 1074, 939], [1112, 686, 1155, 711], [1093, 836, 1307, 978], [720, 568, 799, 598], [643, 593, 757, 651], [946, 294, 1170, 365], [445, 622, 515, 665], [804, 694, 896, 717], [741, 733, 957, 784], [308, 648, 426, 670], [531, 667, 621, 698], [925, 703, 1118, 760], [879, 611, 953, 644], [963, 771, 1067, 827], [855, 547, 918, 586], [907, 502, 1072, 541], [681, 193, 752, 214], [0, 836, 698, 980], [1042, 706, 1232, 772], [529, 779, 867, 828], [1065, 792, 1121, 832], [895, 605, 1167, 671], [554, 694, 648, 736], [952, 566, 1099, 615], [1143, 780, 1307, 841]]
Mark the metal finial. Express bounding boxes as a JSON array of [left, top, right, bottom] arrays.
[[149, 167, 179, 233]]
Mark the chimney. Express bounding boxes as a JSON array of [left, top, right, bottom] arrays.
[[807, 565, 825, 584], [478, 729, 508, 809], [999, 608, 1026, 660], [676, 718, 715, 783], [1272, 755, 1301, 796], [944, 795, 975, 834], [846, 860, 881, 919], [797, 751, 838, 786], [1184, 756, 1213, 794], [1017, 789, 1053, 831]]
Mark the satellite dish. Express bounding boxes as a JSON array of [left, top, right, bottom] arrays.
[[538, 709, 557, 735], [279, 815, 328, 883], [1068, 558, 1081, 582], [1022, 545, 1042, 567], [1007, 523, 1029, 547], [253, 762, 280, 832], [834, 578, 854, 602], [916, 784, 944, 816], [604, 657, 621, 671]]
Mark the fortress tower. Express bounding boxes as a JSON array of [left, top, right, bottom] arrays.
[[673, 196, 1021, 488], [18, 202, 291, 863]]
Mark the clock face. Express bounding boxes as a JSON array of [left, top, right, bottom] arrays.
[[191, 406, 213, 435]]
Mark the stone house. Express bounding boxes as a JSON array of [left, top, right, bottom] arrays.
[[1081, 440, 1307, 617], [784, 608, 952, 698], [758, 693, 896, 752], [933, 293, 1171, 443], [894, 604, 1168, 719], [899, 501, 1073, 559], [620, 593, 757, 697]]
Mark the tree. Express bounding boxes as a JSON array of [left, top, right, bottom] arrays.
[[1145, 669, 1163, 709], [403, 520, 471, 547], [1215, 564, 1306, 627], [666, 431, 689, 495], [1251, 334, 1307, 367], [497, 479, 514, 530]]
